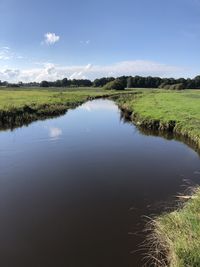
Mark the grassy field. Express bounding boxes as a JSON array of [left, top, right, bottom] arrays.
[[0, 87, 113, 110], [0, 87, 128, 129], [116, 89, 200, 150]]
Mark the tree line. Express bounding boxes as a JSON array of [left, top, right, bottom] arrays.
[[93, 75, 200, 89], [1, 75, 200, 89]]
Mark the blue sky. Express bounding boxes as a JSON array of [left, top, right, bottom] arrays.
[[0, 0, 200, 82]]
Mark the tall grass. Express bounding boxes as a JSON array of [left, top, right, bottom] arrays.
[[144, 188, 200, 267]]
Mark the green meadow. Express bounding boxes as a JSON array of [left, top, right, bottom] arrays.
[[0, 87, 113, 110], [0, 87, 129, 129], [116, 89, 200, 150]]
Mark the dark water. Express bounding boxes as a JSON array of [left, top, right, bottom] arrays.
[[0, 99, 200, 267]]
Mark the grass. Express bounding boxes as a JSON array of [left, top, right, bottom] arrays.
[[0, 86, 134, 110], [145, 188, 200, 267], [116, 89, 200, 150], [0, 87, 112, 110], [0, 87, 129, 129]]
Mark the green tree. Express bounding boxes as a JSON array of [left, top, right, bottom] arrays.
[[104, 79, 125, 90], [127, 77, 132, 88], [40, 81, 49, 87], [62, 78, 69, 87]]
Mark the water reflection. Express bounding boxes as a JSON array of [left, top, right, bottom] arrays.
[[48, 127, 63, 139], [80, 100, 119, 112]]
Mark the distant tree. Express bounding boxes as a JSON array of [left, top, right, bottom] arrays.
[[7, 83, 20, 88], [154, 77, 162, 87], [54, 80, 62, 87], [174, 83, 185, 90], [127, 77, 132, 88], [2, 81, 8, 86], [93, 77, 115, 87], [177, 78, 186, 84], [159, 82, 185, 90], [194, 75, 200, 88], [40, 81, 49, 87], [104, 79, 125, 90], [4, 73, 200, 89], [185, 78, 194, 89], [158, 82, 168, 89], [76, 79, 92, 87], [117, 76, 129, 88], [18, 81, 23, 87], [62, 78, 69, 87]]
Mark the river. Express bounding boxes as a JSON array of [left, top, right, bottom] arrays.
[[0, 99, 199, 266]]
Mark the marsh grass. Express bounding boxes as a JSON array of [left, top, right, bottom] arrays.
[[142, 187, 200, 267]]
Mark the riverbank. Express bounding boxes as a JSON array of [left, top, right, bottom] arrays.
[[116, 89, 200, 151], [147, 188, 200, 267], [115, 89, 200, 266], [0, 87, 128, 130]]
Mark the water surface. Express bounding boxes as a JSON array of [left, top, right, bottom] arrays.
[[0, 99, 199, 267]]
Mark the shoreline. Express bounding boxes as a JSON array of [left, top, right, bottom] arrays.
[[115, 93, 200, 266], [119, 105, 200, 154], [0, 94, 117, 131], [0, 92, 128, 131]]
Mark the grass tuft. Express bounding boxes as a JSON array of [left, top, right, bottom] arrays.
[[144, 188, 200, 267]]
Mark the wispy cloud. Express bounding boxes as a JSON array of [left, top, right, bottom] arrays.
[[0, 47, 12, 60], [44, 32, 60, 45], [80, 40, 91, 45], [69, 63, 92, 79], [0, 47, 24, 61], [0, 60, 189, 82]]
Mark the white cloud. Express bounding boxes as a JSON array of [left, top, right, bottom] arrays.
[[0, 60, 189, 83], [0, 69, 20, 80], [44, 32, 60, 45]]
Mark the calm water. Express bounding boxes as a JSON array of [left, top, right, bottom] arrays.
[[0, 99, 200, 267]]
